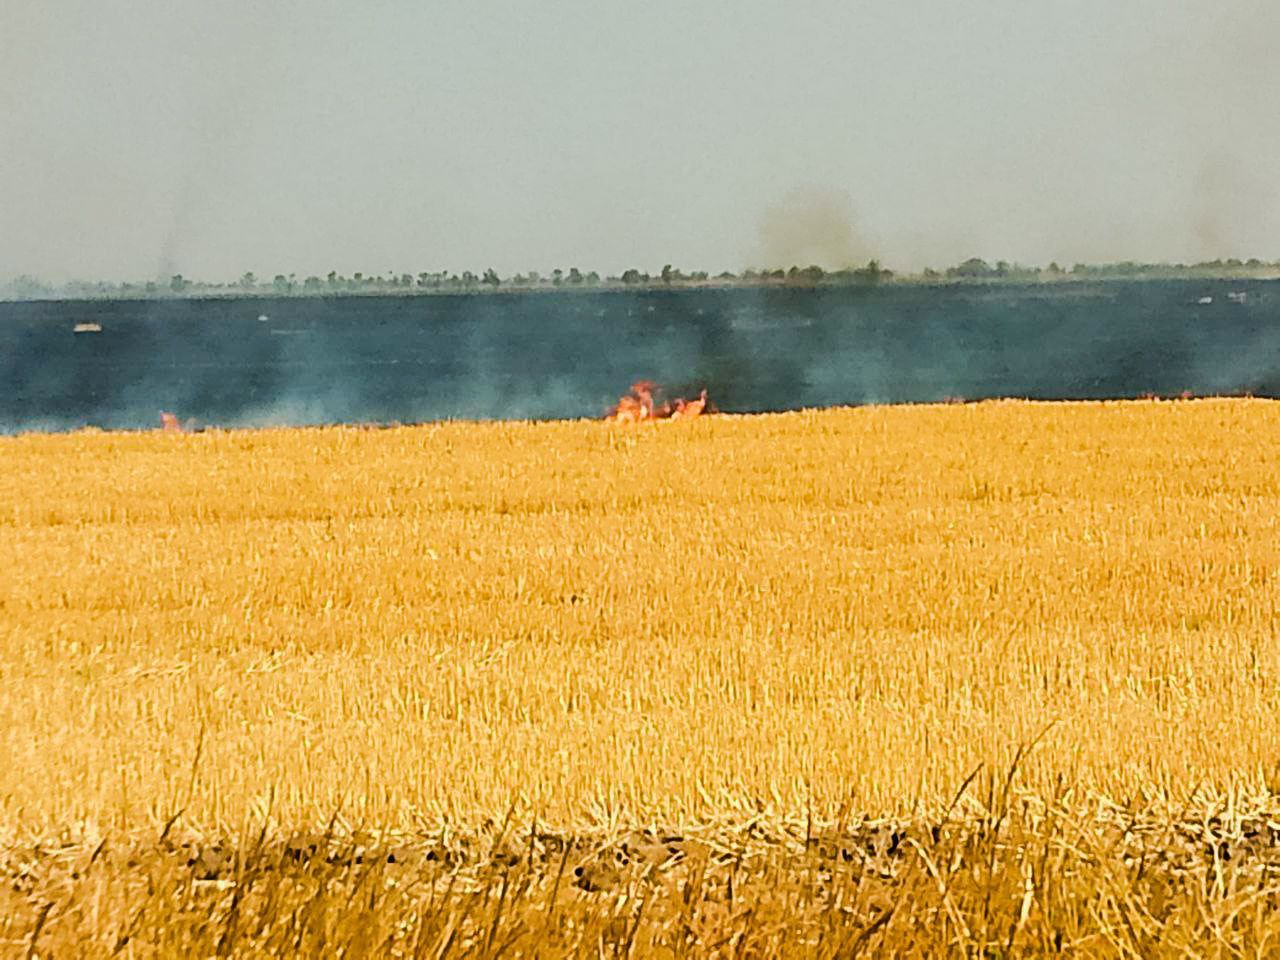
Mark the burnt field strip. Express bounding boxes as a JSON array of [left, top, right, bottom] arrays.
[[2, 279, 1279, 433]]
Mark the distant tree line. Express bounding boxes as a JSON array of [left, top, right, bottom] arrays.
[[925, 257, 1278, 282], [4, 256, 1279, 301]]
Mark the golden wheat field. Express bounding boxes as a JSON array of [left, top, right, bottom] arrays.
[[3, 398, 1280, 956]]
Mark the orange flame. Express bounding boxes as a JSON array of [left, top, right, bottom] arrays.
[[605, 382, 710, 423], [670, 389, 708, 420], [607, 380, 657, 423]]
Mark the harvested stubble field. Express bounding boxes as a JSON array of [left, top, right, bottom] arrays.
[[2, 398, 1280, 956]]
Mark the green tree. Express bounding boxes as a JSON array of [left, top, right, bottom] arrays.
[[948, 258, 993, 279]]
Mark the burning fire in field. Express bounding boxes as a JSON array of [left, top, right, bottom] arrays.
[[605, 381, 711, 424], [160, 411, 198, 434]]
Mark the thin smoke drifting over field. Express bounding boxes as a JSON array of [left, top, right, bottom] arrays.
[[3, 281, 1280, 434]]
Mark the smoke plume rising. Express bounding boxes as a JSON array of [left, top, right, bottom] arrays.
[[756, 187, 877, 269]]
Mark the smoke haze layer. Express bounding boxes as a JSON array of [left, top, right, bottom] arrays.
[[4, 0, 1279, 282], [2, 281, 1278, 434]]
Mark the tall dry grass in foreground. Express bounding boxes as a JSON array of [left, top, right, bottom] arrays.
[[1, 399, 1279, 955]]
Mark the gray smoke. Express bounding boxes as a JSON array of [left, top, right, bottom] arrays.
[[3, 280, 1278, 436], [755, 187, 877, 270], [1130, 0, 1280, 262], [154, 4, 296, 280]]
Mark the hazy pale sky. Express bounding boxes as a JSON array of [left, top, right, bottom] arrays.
[[3, 0, 1277, 281]]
